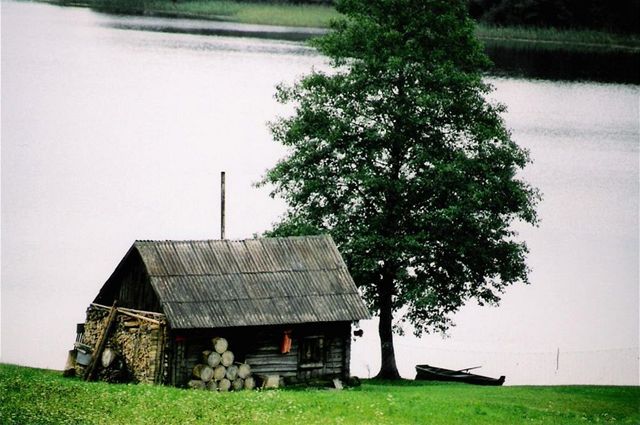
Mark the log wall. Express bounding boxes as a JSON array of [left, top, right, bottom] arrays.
[[170, 321, 352, 387], [245, 328, 300, 379]]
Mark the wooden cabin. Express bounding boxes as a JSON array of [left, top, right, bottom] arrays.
[[76, 235, 369, 387]]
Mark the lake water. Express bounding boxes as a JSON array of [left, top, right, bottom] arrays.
[[2, 0, 638, 385]]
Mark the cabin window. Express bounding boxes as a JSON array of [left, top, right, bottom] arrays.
[[300, 336, 324, 368]]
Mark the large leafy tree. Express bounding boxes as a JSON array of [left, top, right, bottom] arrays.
[[260, 0, 539, 378]]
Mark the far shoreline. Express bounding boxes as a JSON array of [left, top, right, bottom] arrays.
[[40, 0, 640, 54]]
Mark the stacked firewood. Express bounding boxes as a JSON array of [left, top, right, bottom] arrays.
[[76, 304, 166, 384], [188, 337, 255, 391], [74, 307, 109, 377], [111, 314, 163, 383]]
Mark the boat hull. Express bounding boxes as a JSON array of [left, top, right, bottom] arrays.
[[415, 364, 505, 386]]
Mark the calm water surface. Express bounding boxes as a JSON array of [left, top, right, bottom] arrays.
[[2, 0, 638, 385]]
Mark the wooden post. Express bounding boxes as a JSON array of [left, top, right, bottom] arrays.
[[84, 301, 118, 381], [220, 171, 226, 240]]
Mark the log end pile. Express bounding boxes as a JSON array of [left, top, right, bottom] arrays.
[[189, 337, 255, 392]]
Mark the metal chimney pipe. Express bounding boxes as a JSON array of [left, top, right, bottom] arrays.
[[220, 171, 226, 240]]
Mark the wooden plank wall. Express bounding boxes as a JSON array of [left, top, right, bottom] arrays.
[[94, 250, 162, 313], [115, 258, 161, 312]]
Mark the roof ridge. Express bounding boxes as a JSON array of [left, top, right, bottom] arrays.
[[134, 235, 331, 244]]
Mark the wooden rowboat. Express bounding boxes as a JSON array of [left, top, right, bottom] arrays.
[[415, 364, 505, 386]]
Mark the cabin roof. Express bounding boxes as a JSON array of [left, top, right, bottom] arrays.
[[100, 235, 370, 329]]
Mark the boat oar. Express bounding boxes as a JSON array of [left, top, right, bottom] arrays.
[[456, 366, 482, 373]]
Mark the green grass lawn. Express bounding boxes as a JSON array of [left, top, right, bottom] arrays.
[[1, 364, 638, 424]]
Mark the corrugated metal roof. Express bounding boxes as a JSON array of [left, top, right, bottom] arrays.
[[129, 235, 369, 329]]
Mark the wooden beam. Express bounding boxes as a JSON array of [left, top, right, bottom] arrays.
[[89, 303, 165, 324], [117, 309, 161, 324], [91, 303, 165, 317]]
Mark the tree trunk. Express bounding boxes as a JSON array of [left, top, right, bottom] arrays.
[[193, 364, 214, 382], [218, 378, 231, 392], [212, 337, 228, 354], [221, 350, 234, 367], [188, 379, 206, 390], [225, 364, 238, 381], [237, 363, 251, 379], [231, 377, 244, 391], [244, 376, 256, 390], [213, 365, 226, 381], [374, 113, 404, 380], [375, 269, 400, 379], [206, 351, 221, 368]]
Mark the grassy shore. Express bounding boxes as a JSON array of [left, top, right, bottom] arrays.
[[90, 0, 341, 28], [475, 25, 640, 52], [1, 364, 639, 424]]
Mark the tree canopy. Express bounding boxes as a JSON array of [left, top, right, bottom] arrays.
[[261, 0, 540, 378]]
